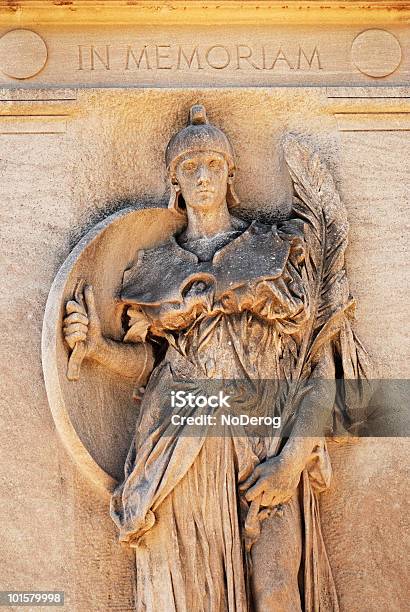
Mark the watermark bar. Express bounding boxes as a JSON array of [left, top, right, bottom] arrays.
[[149, 378, 410, 438], [0, 592, 64, 607]]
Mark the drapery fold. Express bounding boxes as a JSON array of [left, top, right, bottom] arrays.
[[110, 219, 372, 610]]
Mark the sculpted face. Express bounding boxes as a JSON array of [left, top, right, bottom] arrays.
[[174, 151, 229, 211]]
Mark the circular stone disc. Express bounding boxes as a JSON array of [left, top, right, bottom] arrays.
[[42, 207, 185, 497], [351, 29, 402, 78], [0, 29, 48, 79]]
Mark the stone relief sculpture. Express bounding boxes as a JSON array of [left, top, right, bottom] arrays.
[[52, 105, 373, 611]]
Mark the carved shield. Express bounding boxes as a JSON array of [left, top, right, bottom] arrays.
[[41, 207, 184, 497]]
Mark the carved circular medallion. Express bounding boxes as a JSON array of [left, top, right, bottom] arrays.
[[0, 29, 48, 79], [351, 29, 402, 78]]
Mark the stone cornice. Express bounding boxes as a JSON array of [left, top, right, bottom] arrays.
[[0, 1, 409, 26]]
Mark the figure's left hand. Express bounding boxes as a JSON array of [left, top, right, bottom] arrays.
[[239, 455, 303, 508]]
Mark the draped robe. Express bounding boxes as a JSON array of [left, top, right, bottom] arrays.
[[110, 217, 371, 611]]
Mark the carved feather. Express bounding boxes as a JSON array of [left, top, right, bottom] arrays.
[[283, 134, 352, 373], [280, 135, 374, 430]]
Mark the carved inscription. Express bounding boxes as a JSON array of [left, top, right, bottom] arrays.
[[78, 45, 111, 70], [77, 43, 323, 72]]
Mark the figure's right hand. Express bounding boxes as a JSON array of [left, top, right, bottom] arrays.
[[63, 285, 104, 359]]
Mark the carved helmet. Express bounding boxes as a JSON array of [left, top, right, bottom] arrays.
[[166, 104, 239, 214]]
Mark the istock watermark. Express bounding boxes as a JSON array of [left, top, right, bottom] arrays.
[[171, 413, 281, 427], [159, 378, 410, 438], [168, 386, 281, 434], [171, 389, 231, 409]]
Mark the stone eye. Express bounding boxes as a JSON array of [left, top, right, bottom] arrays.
[[182, 161, 197, 172], [209, 159, 221, 169]]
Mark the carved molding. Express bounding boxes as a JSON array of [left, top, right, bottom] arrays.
[[1, 1, 409, 27]]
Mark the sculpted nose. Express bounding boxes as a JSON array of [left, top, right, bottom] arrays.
[[197, 165, 210, 185]]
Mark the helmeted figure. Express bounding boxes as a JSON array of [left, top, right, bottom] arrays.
[[62, 105, 373, 611]]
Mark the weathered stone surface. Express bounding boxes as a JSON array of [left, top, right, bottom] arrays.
[[0, 2, 409, 610], [324, 438, 410, 612]]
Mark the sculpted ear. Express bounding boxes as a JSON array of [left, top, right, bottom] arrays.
[[168, 180, 186, 216], [227, 174, 240, 210]]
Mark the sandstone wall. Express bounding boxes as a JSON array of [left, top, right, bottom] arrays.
[[0, 3, 409, 610]]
